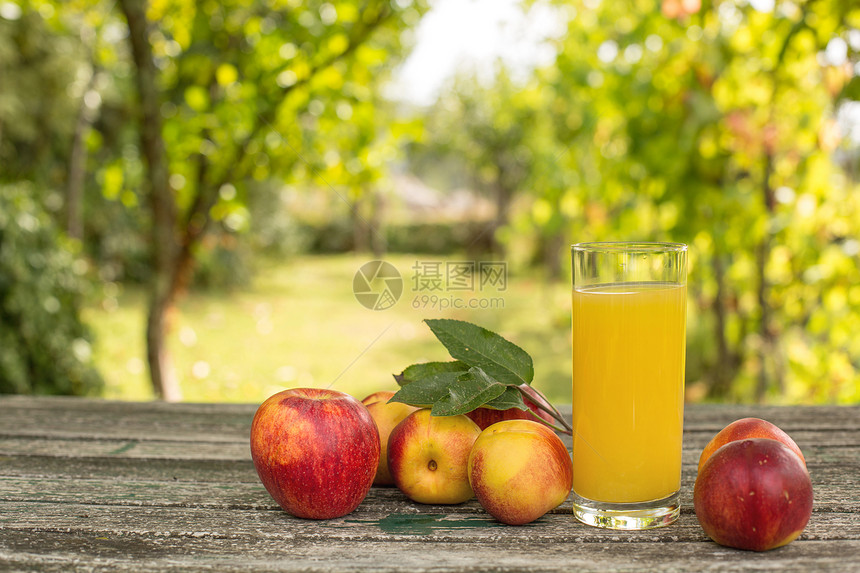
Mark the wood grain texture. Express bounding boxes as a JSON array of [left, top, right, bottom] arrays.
[[0, 396, 858, 572]]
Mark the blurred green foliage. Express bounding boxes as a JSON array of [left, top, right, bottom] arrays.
[[2, 0, 427, 281], [0, 184, 103, 395], [0, 0, 858, 402], [410, 0, 860, 404], [0, 5, 82, 184]]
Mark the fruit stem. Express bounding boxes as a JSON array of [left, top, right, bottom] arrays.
[[516, 385, 572, 435]]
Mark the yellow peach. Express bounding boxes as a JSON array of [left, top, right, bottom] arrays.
[[468, 420, 572, 525]]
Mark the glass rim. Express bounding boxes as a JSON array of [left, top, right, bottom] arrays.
[[571, 241, 687, 254]]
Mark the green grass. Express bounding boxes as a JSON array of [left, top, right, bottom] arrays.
[[84, 254, 573, 404]]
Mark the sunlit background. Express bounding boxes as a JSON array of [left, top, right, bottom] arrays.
[[0, 0, 858, 405]]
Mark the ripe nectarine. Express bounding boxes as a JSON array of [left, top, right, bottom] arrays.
[[694, 438, 813, 551], [468, 420, 572, 525]]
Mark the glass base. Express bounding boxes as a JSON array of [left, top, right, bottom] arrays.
[[572, 491, 680, 530]]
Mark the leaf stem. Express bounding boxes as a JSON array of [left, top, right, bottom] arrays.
[[526, 414, 570, 435], [515, 385, 572, 435]]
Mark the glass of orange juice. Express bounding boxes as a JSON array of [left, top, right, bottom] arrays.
[[571, 242, 687, 530]]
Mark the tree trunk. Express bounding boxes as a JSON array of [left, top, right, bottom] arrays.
[[755, 240, 769, 403], [119, 0, 181, 401], [755, 150, 782, 403], [146, 288, 181, 401], [708, 251, 738, 398], [543, 230, 565, 280]]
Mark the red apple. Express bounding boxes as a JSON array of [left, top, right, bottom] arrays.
[[698, 417, 805, 473], [466, 385, 555, 430], [694, 438, 813, 551], [387, 408, 482, 504], [361, 390, 418, 485], [250, 388, 380, 519], [468, 420, 572, 525]]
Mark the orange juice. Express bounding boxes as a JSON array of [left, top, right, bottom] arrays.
[[571, 283, 686, 503]]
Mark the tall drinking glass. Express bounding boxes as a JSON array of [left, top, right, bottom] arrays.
[[571, 242, 688, 530]]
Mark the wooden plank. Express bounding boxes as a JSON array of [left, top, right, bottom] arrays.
[[1, 433, 855, 465], [1, 426, 854, 453], [0, 469, 856, 514], [1, 397, 857, 440], [0, 423, 248, 444], [0, 476, 277, 510], [1, 399, 856, 455], [0, 395, 257, 416], [1, 501, 857, 543], [0, 454, 257, 483], [0, 409, 252, 444], [0, 502, 858, 572], [0, 437, 250, 460], [0, 458, 855, 516], [4, 395, 858, 427], [682, 430, 859, 449], [1, 534, 857, 572], [0, 449, 835, 480], [681, 404, 860, 431], [1, 398, 857, 572]]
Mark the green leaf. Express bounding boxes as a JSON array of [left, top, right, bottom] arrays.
[[389, 365, 511, 417], [430, 367, 508, 417], [481, 386, 529, 411], [394, 360, 468, 386], [389, 371, 467, 408], [424, 319, 534, 386]]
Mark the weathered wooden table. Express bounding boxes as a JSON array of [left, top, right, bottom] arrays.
[[0, 396, 857, 571]]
